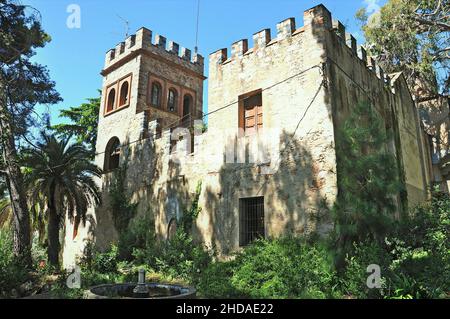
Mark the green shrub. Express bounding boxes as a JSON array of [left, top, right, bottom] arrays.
[[117, 212, 156, 262], [80, 242, 119, 274], [198, 237, 339, 299], [196, 260, 243, 298], [156, 229, 212, 283], [0, 230, 29, 297], [341, 240, 392, 299], [386, 189, 450, 298]]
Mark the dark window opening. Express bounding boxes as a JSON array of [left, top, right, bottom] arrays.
[[119, 81, 129, 106], [239, 197, 265, 246], [151, 82, 162, 107], [168, 89, 178, 112], [107, 88, 116, 112], [183, 94, 192, 117], [104, 137, 121, 172]]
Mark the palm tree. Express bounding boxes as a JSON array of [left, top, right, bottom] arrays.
[[0, 197, 12, 229], [23, 133, 101, 266]]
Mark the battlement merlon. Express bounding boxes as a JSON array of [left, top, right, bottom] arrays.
[[208, 3, 390, 90], [208, 4, 332, 65], [102, 27, 204, 76]]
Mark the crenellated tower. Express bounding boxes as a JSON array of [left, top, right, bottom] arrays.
[[97, 27, 205, 173]]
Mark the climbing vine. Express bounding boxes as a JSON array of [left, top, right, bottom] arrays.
[[180, 181, 202, 234], [109, 150, 138, 234]]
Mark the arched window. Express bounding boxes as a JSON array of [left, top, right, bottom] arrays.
[[106, 88, 116, 112], [183, 94, 193, 117], [151, 82, 162, 107], [119, 81, 129, 106], [167, 89, 178, 112], [167, 218, 177, 240], [104, 137, 121, 172]]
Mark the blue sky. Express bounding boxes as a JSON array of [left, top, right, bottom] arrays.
[[27, 0, 385, 125]]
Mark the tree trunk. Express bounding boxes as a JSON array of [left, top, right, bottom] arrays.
[[47, 190, 60, 267], [0, 80, 31, 266]]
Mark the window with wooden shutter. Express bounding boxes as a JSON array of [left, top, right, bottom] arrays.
[[239, 91, 262, 136]]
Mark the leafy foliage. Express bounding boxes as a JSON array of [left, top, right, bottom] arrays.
[[179, 181, 202, 233], [357, 0, 449, 98], [118, 212, 156, 261], [198, 237, 339, 299], [52, 92, 101, 158], [387, 188, 450, 298], [341, 240, 392, 299], [109, 154, 138, 235], [155, 229, 212, 283], [0, 229, 28, 297]]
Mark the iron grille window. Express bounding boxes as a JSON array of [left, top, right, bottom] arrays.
[[239, 197, 265, 246]]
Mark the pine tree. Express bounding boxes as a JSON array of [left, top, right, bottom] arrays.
[[333, 102, 404, 255]]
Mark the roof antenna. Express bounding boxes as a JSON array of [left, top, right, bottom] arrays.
[[194, 0, 200, 54], [117, 14, 130, 39]]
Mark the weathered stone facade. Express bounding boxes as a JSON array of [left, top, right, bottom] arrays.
[[63, 4, 436, 268]]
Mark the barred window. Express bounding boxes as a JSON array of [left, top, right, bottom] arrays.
[[239, 197, 265, 246]]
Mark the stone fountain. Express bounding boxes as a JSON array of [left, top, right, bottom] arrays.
[[85, 269, 196, 299]]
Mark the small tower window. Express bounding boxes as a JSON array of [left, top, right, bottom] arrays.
[[104, 137, 121, 172], [106, 88, 116, 113], [119, 81, 129, 107], [151, 82, 162, 107], [167, 89, 178, 112], [183, 94, 193, 117]]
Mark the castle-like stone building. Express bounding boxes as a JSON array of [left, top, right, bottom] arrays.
[[63, 4, 442, 267]]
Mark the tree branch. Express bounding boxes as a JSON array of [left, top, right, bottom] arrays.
[[417, 94, 448, 103], [411, 15, 450, 32]]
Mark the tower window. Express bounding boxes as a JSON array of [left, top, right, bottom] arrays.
[[104, 74, 132, 116], [239, 197, 265, 246], [167, 88, 178, 113], [239, 91, 263, 136], [183, 94, 193, 117], [151, 82, 162, 107], [106, 88, 116, 113], [104, 137, 121, 172], [119, 81, 129, 107]]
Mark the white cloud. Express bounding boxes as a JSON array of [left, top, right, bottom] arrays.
[[364, 0, 381, 14], [364, 0, 382, 28]]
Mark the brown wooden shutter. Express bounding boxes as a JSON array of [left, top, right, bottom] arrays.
[[243, 93, 262, 136]]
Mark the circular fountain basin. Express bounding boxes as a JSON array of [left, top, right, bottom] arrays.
[[85, 283, 196, 299]]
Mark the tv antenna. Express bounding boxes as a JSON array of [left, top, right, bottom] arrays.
[[117, 14, 130, 39], [194, 0, 201, 54]]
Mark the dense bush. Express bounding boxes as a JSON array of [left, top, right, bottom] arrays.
[[155, 229, 213, 283], [198, 237, 339, 299], [340, 189, 450, 299], [341, 240, 392, 299], [386, 189, 449, 298], [0, 230, 29, 297], [117, 212, 156, 262]]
